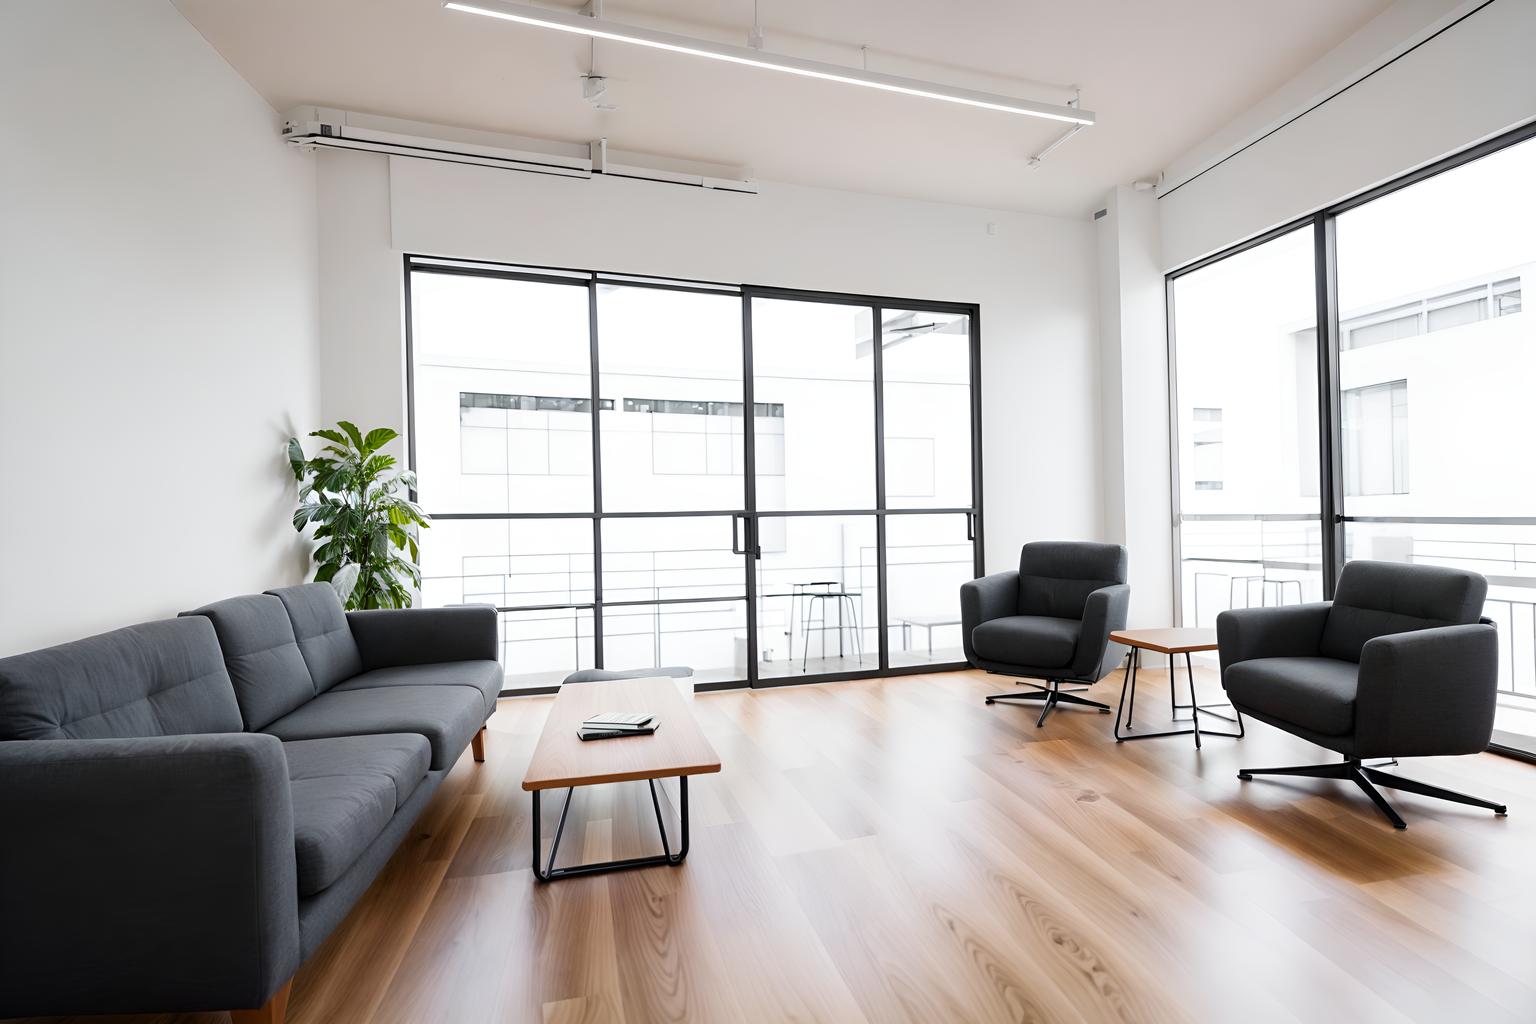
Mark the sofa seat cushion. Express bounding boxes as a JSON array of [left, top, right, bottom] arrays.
[[328, 660, 503, 717], [260, 685, 483, 771], [283, 734, 430, 896], [971, 615, 1080, 669], [1225, 656, 1359, 737]]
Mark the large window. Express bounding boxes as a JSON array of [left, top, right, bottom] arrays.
[[1335, 132, 1536, 752], [407, 261, 982, 694], [1170, 225, 1323, 629], [1168, 124, 1536, 755]]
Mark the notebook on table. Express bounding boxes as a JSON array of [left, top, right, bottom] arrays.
[[578, 711, 659, 741]]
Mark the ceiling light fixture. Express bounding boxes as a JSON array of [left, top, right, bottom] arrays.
[[444, 0, 1094, 126]]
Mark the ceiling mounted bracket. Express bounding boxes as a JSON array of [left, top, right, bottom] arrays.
[[1026, 88, 1088, 168]]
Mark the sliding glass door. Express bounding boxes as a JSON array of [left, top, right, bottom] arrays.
[[407, 261, 981, 694]]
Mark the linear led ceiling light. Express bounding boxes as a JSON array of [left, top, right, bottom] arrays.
[[444, 0, 1095, 126]]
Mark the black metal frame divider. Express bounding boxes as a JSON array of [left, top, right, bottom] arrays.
[[403, 255, 985, 696]]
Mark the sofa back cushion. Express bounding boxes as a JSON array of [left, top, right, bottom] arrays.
[[266, 583, 363, 690], [1018, 541, 1129, 621], [183, 595, 319, 730], [0, 617, 242, 740], [1320, 560, 1488, 663]]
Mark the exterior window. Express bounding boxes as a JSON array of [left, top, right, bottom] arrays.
[[1192, 408, 1223, 491], [1341, 381, 1408, 496]]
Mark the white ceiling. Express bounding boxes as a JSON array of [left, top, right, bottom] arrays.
[[174, 0, 1391, 217]]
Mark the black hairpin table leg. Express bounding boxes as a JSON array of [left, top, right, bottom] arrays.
[[531, 776, 690, 882]]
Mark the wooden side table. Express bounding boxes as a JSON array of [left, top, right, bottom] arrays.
[[1108, 628, 1244, 749]]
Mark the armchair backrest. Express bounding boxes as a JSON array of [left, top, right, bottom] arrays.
[[1320, 560, 1487, 663], [1018, 541, 1128, 621]]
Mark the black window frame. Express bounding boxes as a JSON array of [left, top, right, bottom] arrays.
[[404, 256, 985, 696]]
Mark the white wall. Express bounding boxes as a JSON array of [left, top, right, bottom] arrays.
[[1160, 0, 1536, 270], [1097, 187, 1174, 634], [316, 152, 1104, 574], [0, 1, 321, 654]]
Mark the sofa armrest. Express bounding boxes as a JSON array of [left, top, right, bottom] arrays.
[[1354, 622, 1499, 758], [347, 604, 499, 670], [960, 570, 1019, 665], [1216, 602, 1332, 681], [0, 733, 298, 1017], [1071, 583, 1131, 680]]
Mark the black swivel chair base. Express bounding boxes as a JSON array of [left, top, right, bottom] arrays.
[[1237, 757, 1509, 830], [985, 678, 1113, 728]]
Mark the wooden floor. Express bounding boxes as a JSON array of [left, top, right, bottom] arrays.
[[15, 667, 1536, 1024]]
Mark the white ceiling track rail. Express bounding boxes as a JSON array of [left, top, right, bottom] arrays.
[[281, 107, 757, 192], [443, 0, 1096, 126]]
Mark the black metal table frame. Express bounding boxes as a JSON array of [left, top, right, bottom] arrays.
[[531, 775, 689, 882], [1113, 647, 1244, 749]]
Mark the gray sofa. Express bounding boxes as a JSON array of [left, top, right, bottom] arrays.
[[0, 583, 500, 1023]]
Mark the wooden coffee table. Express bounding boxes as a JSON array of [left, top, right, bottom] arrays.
[[1108, 628, 1244, 749], [522, 675, 721, 882]]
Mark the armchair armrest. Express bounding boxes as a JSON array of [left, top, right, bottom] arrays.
[[1354, 622, 1499, 758], [1071, 583, 1131, 680], [1216, 602, 1332, 680], [960, 570, 1019, 666], [0, 733, 298, 1017], [347, 604, 498, 670]]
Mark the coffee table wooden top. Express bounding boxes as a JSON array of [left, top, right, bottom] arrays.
[[522, 676, 722, 792], [1110, 627, 1219, 655]]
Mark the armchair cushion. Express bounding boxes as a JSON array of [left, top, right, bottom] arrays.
[[266, 583, 364, 690], [0, 617, 242, 741], [183, 594, 318, 730], [971, 615, 1080, 669], [283, 734, 430, 896], [1319, 560, 1487, 663], [1224, 656, 1359, 737]]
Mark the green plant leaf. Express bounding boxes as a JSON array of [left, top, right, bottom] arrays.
[[363, 453, 396, 479], [291, 421, 423, 611], [287, 438, 307, 480], [329, 562, 361, 606], [362, 427, 397, 454], [336, 421, 365, 450]]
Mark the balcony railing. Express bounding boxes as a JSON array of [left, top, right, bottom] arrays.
[[1179, 513, 1536, 699]]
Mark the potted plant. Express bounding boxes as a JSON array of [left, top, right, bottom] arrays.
[[287, 422, 429, 610]]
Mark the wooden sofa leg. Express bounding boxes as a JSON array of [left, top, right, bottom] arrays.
[[231, 978, 291, 1024], [472, 727, 486, 762]]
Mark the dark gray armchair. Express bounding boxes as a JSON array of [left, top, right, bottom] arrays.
[[962, 541, 1130, 727], [1218, 559, 1506, 829]]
